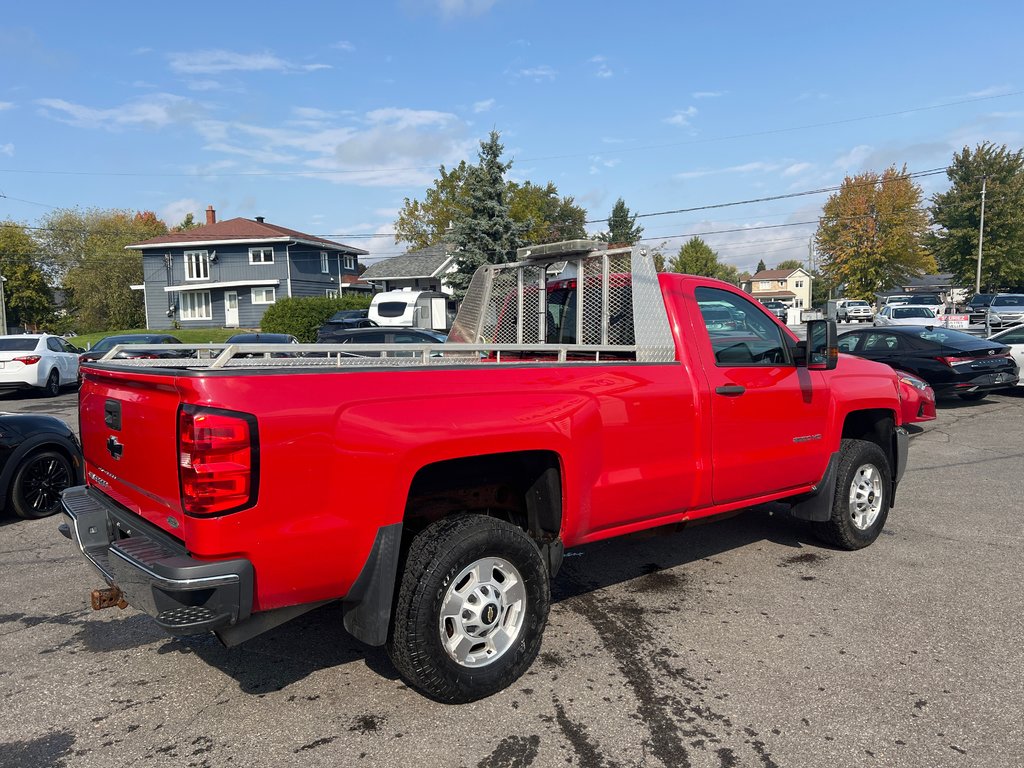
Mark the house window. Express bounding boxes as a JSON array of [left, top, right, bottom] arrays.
[[180, 291, 212, 320], [795, 298, 804, 308], [252, 287, 276, 304], [344, 254, 356, 270], [249, 247, 274, 264], [184, 251, 209, 281], [759, 280, 770, 290], [778, 280, 785, 287], [326, 289, 338, 298], [321, 252, 329, 273], [795, 280, 804, 288]]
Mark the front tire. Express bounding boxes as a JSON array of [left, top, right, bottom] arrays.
[[10, 450, 74, 519], [387, 514, 550, 703], [813, 439, 891, 550]]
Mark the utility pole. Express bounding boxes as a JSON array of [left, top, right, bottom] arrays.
[[975, 175, 987, 295]]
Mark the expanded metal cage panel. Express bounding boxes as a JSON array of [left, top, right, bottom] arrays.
[[446, 243, 674, 362]]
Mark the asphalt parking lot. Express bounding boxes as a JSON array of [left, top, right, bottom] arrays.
[[1, 386, 1023, 768]]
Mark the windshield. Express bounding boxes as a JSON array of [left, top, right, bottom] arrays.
[[991, 295, 1024, 307], [92, 336, 167, 351], [846, 301, 869, 307], [907, 295, 941, 305], [0, 338, 39, 352]]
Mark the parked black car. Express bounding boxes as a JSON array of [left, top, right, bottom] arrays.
[[837, 325, 1019, 401], [315, 309, 377, 342], [225, 332, 301, 358], [79, 333, 185, 362], [0, 413, 82, 519], [966, 293, 994, 322]]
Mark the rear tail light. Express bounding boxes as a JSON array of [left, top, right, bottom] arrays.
[[13, 355, 41, 365], [936, 355, 975, 367], [178, 405, 259, 516]]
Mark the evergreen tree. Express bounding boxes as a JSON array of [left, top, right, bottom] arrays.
[[597, 198, 643, 245], [755, 258, 767, 273], [447, 131, 528, 299], [926, 142, 1024, 290]]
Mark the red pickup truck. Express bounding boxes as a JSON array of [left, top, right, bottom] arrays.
[[61, 240, 908, 703]]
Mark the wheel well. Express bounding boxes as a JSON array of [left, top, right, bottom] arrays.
[[404, 451, 562, 541], [841, 409, 894, 469]]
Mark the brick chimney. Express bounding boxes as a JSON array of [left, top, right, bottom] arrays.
[[206, 205, 216, 225]]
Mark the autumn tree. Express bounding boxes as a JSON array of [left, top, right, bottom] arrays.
[[0, 221, 54, 330], [447, 132, 528, 299], [596, 198, 643, 245], [926, 142, 1024, 290], [508, 181, 586, 244], [815, 166, 933, 301], [37, 208, 168, 332]]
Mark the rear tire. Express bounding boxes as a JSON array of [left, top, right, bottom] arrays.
[[387, 514, 550, 703], [10, 450, 73, 519], [42, 369, 60, 398], [813, 439, 891, 550]]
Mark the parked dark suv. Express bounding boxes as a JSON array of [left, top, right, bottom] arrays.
[[966, 293, 994, 323]]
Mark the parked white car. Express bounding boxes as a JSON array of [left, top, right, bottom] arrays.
[[903, 293, 946, 317], [874, 305, 937, 326], [837, 300, 874, 323], [882, 294, 914, 307], [988, 324, 1024, 386], [0, 334, 81, 397]]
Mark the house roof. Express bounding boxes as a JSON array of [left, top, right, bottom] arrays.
[[362, 242, 455, 281], [751, 289, 796, 299], [751, 268, 808, 280], [126, 217, 368, 254]]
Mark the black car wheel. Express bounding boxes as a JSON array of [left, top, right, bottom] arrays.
[[10, 450, 74, 519], [387, 514, 551, 703], [42, 369, 60, 398]]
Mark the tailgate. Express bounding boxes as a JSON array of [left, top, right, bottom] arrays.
[[80, 367, 186, 536]]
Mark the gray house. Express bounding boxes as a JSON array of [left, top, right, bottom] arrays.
[[361, 242, 456, 295], [127, 207, 368, 330]]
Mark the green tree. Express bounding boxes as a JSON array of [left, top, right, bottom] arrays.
[[815, 166, 934, 301], [176, 212, 199, 231], [926, 142, 1024, 290], [665, 237, 738, 282], [775, 259, 804, 271], [508, 181, 586, 244], [395, 161, 471, 250], [37, 208, 168, 332], [0, 221, 54, 330], [596, 198, 643, 245], [447, 131, 528, 299], [755, 258, 767, 273]]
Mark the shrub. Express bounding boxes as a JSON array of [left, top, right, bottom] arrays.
[[260, 294, 372, 343]]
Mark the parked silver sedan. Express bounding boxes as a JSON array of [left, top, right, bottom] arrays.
[[874, 305, 937, 327], [987, 294, 1024, 329]]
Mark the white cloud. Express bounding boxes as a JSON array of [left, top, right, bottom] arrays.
[[675, 161, 781, 180], [589, 55, 612, 79], [187, 80, 223, 92], [0, 102, 14, 111], [36, 94, 201, 131], [966, 85, 1014, 98], [782, 162, 813, 177], [473, 98, 495, 113], [0, 143, 13, 156], [517, 66, 556, 82], [160, 198, 203, 227], [168, 49, 329, 75], [664, 107, 698, 127], [692, 91, 724, 99], [434, 0, 498, 17], [833, 144, 873, 170], [332, 41, 356, 52], [588, 155, 621, 175]]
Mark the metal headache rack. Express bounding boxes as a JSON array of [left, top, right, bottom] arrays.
[[89, 242, 676, 371]]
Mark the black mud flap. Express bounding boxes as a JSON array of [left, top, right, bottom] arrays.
[[341, 523, 403, 646]]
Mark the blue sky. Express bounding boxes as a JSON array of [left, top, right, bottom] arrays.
[[1, 1, 1022, 273]]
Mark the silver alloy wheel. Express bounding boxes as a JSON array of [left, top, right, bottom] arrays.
[[439, 556, 527, 668], [848, 463, 883, 530]]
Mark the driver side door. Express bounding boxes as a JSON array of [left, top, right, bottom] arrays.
[[691, 286, 831, 505]]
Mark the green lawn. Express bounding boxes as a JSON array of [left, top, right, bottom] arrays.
[[72, 328, 241, 350]]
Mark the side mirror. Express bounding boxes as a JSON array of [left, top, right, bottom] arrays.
[[803, 319, 838, 370]]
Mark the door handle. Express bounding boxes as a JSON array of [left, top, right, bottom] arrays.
[[715, 384, 746, 396]]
